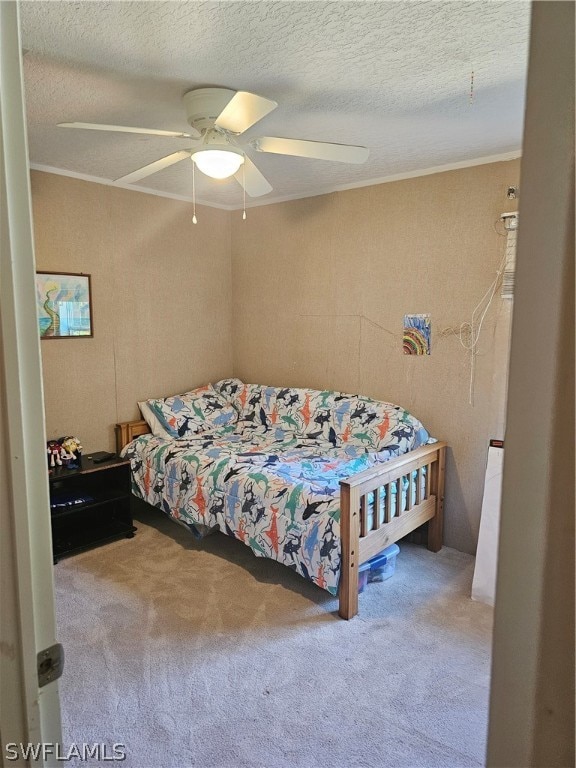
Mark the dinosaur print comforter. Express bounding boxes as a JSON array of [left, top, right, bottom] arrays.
[[123, 380, 430, 595]]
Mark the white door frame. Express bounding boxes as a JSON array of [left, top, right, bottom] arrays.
[[487, 2, 574, 765], [0, 2, 62, 765], [0, 1, 572, 767]]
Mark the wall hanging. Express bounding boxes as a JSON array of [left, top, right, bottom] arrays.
[[403, 314, 431, 355], [36, 272, 93, 339]]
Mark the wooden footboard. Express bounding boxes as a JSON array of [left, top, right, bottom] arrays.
[[338, 442, 446, 619]]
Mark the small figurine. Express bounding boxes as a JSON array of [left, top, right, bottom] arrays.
[[47, 440, 64, 468], [59, 436, 83, 468]]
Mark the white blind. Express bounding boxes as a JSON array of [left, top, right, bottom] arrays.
[[501, 227, 517, 299]]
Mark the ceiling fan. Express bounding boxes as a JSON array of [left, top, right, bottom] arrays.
[[58, 87, 370, 197]]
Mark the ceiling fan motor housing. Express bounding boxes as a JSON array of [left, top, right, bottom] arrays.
[[183, 87, 236, 133]]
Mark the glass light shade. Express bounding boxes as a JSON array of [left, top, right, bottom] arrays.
[[191, 148, 244, 179]]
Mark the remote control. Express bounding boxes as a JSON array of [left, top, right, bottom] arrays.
[[91, 452, 116, 463]]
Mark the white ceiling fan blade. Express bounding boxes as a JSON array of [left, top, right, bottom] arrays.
[[234, 156, 272, 197], [215, 92, 277, 135], [58, 122, 200, 139], [251, 136, 369, 164], [115, 150, 192, 184]]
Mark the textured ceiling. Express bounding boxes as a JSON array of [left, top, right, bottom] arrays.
[[20, 1, 530, 209]]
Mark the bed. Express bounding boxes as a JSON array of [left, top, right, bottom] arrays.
[[116, 379, 446, 619]]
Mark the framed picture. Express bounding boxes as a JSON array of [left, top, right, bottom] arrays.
[[36, 272, 93, 339]]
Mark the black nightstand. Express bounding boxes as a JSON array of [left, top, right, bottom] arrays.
[[49, 456, 136, 563]]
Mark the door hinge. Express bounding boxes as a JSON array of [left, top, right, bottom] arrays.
[[37, 643, 64, 687]]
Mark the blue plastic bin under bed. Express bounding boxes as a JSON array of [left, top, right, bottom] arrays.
[[358, 543, 400, 593]]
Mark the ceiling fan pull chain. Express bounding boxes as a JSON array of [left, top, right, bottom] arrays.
[[242, 158, 247, 221], [192, 160, 198, 224]]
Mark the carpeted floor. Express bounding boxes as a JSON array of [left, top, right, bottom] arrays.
[[54, 503, 493, 768]]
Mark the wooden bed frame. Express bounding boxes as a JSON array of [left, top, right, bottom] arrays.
[[116, 420, 446, 620]]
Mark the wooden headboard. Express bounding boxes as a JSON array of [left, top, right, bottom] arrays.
[[115, 419, 151, 453]]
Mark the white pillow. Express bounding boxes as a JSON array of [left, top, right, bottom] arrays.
[[138, 400, 171, 438]]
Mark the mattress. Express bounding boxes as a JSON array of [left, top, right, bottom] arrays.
[[123, 425, 423, 595]]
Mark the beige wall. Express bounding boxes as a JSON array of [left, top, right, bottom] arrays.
[[231, 160, 520, 554], [31, 171, 233, 452], [32, 160, 520, 553]]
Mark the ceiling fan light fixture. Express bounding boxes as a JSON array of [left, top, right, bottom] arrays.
[[65, 88, 367, 196], [191, 147, 244, 179]]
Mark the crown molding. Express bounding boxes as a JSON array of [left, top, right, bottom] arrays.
[[242, 151, 522, 209], [28, 163, 234, 210], [30, 150, 522, 211]]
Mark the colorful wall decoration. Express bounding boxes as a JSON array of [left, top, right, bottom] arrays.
[[403, 314, 431, 355]]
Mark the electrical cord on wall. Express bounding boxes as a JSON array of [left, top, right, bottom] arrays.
[[302, 227, 509, 409], [440, 250, 508, 405]]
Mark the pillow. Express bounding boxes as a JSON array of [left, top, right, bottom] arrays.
[[334, 395, 429, 453], [138, 400, 172, 438], [213, 378, 245, 402], [143, 384, 238, 439]]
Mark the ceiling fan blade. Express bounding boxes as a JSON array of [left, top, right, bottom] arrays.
[[58, 122, 200, 139], [251, 136, 369, 164], [115, 150, 192, 185], [234, 156, 272, 197], [215, 92, 277, 135]]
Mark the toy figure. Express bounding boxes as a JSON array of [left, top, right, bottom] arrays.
[[59, 436, 83, 468], [47, 440, 64, 468], [46, 436, 83, 469]]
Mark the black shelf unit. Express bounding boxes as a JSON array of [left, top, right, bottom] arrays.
[[49, 456, 136, 563]]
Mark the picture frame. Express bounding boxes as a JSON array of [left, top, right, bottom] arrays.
[[36, 271, 93, 339]]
